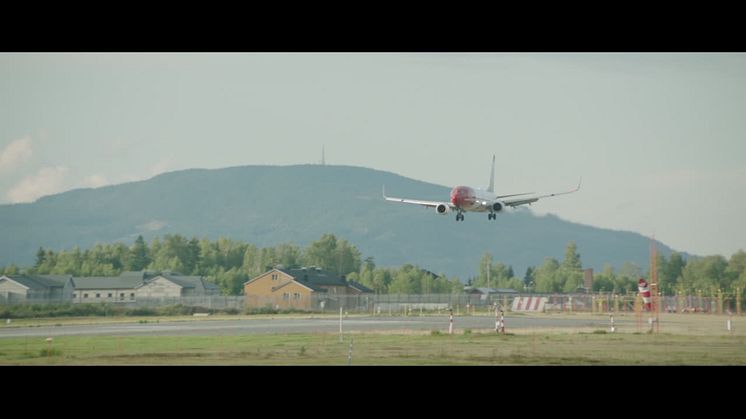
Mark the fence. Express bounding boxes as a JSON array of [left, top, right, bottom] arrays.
[[0, 292, 742, 315]]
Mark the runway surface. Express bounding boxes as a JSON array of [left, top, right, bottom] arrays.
[[0, 315, 632, 338]]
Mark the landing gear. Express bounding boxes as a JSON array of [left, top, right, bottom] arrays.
[[488, 213, 496, 220], [455, 213, 464, 221]]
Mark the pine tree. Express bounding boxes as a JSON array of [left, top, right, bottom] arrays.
[[35, 247, 46, 268], [129, 235, 150, 271]]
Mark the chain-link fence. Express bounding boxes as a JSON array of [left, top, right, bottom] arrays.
[[1, 292, 742, 315]]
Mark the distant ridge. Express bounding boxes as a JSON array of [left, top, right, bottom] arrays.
[[0, 164, 682, 278]]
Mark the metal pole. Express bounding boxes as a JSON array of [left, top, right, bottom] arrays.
[[339, 306, 343, 343], [495, 306, 499, 333], [449, 308, 453, 335]]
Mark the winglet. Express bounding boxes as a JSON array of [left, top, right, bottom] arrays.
[[576, 177, 582, 192], [382, 185, 387, 199]]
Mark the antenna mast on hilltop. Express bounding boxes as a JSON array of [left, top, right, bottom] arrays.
[[321, 145, 325, 166]]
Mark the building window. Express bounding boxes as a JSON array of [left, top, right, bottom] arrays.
[[294, 293, 301, 300], [119, 293, 124, 300], [283, 292, 289, 300], [72, 293, 77, 298], [130, 293, 135, 300], [96, 293, 101, 298], [108, 293, 112, 298], [83, 293, 88, 298], [272, 274, 278, 281]]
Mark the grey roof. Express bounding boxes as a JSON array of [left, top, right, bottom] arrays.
[[120, 271, 159, 280], [279, 267, 348, 287], [201, 279, 220, 290], [3, 275, 70, 289], [465, 287, 518, 294], [347, 280, 374, 293], [155, 273, 221, 291], [73, 276, 145, 290], [465, 287, 497, 294]]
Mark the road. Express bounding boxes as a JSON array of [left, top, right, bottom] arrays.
[[0, 314, 632, 338]]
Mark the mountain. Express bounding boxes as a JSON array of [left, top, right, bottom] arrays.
[[0, 164, 680, 279]]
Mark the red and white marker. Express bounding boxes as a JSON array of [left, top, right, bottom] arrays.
[[638, 278, 652, 311]]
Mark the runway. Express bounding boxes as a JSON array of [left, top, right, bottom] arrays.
[[0, 314, 630, 338]]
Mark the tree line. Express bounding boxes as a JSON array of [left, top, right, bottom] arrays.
[[0, 233, 460, 296], [468, 241, 746, 298], [1, 235, 744, 298]]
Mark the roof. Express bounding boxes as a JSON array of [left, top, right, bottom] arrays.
[[156, 273, 220, 291], [465, 287, 496, 294], [2, 275, 71, 289], [279, 267, 348, 287], [120, 271, 159, 280], [148, 272, 220, 290], [72, 276, 145, 290], [464, 287, 518, 294], [495, 288, 518, 293], [347, 280, 374, 293]]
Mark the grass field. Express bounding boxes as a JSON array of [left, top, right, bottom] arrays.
[[1, 313, 744, 365]]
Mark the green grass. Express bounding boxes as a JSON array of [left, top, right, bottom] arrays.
[[2, 312, 744, 365], [1, 330, 744, 365]]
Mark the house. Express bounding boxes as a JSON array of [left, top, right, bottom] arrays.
[[137, 272, 221, 298], [71, 275, 145, 303], [243, 266, 366, 310], [0, 274, 74, 303], [71, 271, 220, 303]]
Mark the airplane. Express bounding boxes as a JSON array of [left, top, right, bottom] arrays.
[[383, 155, 581, 221]]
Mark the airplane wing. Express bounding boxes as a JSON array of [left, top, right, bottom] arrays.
[[382, 186, 455, 209], [495, 192, 535, 199], [503, 178, 582, 208]]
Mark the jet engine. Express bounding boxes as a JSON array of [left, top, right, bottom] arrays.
[[435, 203, 451, 214], [492, 201, 505, 212]]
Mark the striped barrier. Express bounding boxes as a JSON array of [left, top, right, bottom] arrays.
[[511, 296, 548, 312]]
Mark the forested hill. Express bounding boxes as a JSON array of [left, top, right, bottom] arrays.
[[0, 164, 678, 278]]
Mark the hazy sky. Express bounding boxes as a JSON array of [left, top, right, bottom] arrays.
[[1, 53, 744, 258]]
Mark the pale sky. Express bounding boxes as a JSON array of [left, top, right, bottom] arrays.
[[1, 53, 744, 258]]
